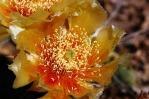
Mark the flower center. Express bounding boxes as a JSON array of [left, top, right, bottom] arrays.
[[39, 27, 98, 71], [65, 48, 76, 61]]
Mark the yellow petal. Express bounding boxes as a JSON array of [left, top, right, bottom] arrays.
[[68, 0, 107, 35], [52, 0, 107, 35], [96, 60, 118, 86], [96, 26, 125, 64], [0, 1, 11, 26], [80, 59, 118, 86], [10, 9, 50, 27], [9, 50, 37, 88], [12, 69, 30, 88], [9, 24, 25, 41], [73, 79, 93, 98], [8, 51, 30, 88], [39, 90, 70, 99], [51, 0, 77, 13], [29, 80, 47, 92], [16, 29, 44, 54]]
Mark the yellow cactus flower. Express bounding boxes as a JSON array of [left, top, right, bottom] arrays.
[[0, 0, 63, 26], [7, 0, 125, 99]]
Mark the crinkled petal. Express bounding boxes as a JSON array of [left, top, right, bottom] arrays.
[[12, 68, 30, 88], [10, 9, 50, 27], [0, 0, 62, 26], [96, 26, 125, 64], [97, 60, 118, 86], [9, 50, 37, 88], [67, 0, 107, 35], [16, 28, 44, 54], [9, 24, 24, 40], [39, 90, 70, 99], [0, 1, 11, 26], [52, 0, 107, 35], [45, 13, 69, 36], [79, 59, 118, 86], [51, 0, 83, 16]]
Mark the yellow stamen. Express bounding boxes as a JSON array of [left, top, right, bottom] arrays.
[[9, 0, 62, 16], [40, 27, 99, 71]]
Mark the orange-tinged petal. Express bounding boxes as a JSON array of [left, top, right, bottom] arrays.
[[63, 78, 91, 98], [0, 0, 63, 26], [37, 65, 95, 98], [0, 1, 11, 26], [79, 59, 118, 86], [45, 13, 69, 36], [22, 56, 37, 78], [25, 22, 49, 32], [4, 0, 63, 17], [10, 9, 50, 27], [0, 1, 10, 17], [96, 26, 125, 64], [29, 80, 48, 92], [39, 90, 71, 99]]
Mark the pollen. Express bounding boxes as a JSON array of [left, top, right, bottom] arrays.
[[8, 0, 63, 16], [39, 27, 99, 71]]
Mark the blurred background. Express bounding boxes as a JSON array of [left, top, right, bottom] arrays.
[[0, 0, 149, 98], [99, 0, 149, 98]]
